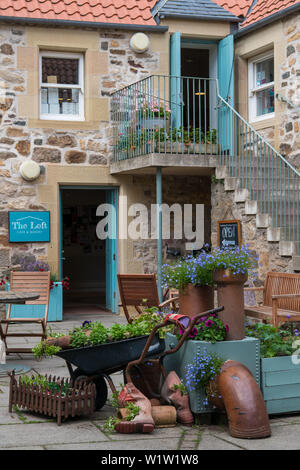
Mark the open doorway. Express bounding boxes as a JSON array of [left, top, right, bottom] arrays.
[[181, 44, 217, 130], [60, 187, 118, 314]]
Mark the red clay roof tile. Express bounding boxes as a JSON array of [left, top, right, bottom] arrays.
[[0, 0, 158, 26], [213, 0, 252, 19], [0, 1, 299, 28], [241, 0, 300, 28]]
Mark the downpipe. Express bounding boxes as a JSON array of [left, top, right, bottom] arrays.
[[208, 360, 271, 439]]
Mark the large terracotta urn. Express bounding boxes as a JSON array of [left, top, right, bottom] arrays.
[[212, 269, 248, 341], [179, 284, 214, 319]]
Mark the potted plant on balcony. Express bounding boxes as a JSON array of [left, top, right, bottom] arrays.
[[161, 250, 215, 319], [136, 100, 171, 131]]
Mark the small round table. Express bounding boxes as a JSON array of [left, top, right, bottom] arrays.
[[0, 291, 40, 376]]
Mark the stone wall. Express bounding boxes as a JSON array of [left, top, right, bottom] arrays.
[[279, 13, 300, 171], [132, 175, 212, 274], [0, 24, 165, 279]]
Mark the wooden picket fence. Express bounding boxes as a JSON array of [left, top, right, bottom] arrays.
[[9, 371, 96, 425]]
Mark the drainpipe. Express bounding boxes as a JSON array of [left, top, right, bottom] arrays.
[[156, 167, 163, 302]]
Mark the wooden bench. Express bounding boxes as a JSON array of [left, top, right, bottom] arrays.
[[244, 271, 300, 327]]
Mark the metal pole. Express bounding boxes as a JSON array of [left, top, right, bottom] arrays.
[[156, 167, 163, 302]]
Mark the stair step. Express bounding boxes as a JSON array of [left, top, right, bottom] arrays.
[[224, 177, 239, 191], [256, 214, 270, 228], [293, 256, 300, 271], [245, 200, 258, 215], [279, 241, 296, 257]]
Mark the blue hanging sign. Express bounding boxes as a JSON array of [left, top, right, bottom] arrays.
[[9, 211, 50, 242]]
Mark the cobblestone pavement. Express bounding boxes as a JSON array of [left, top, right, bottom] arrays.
[[0, 310, 300, 451]]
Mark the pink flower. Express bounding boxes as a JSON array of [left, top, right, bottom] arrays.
[[189, 327, 198, 339], [225, 324, 229, 331], [205, 320, 213, 327]]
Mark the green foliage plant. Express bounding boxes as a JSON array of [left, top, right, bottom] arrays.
[[245, 322, 296, 358]]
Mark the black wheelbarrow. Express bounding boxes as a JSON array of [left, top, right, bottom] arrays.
[[55, 306, 224, 411], [55, 333, 165, 410]]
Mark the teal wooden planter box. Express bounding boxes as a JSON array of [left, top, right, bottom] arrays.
[[164, 333, 260, 414], [6, 282, 63, 322], [261, 356, 300, 415]]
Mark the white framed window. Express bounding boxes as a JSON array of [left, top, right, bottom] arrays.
[[248, 52, 274, 122], [39, 51, 84, 121]]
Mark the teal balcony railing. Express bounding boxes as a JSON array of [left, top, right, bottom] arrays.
[[112, 75, 300, 255], [112, 75, 219, 161]]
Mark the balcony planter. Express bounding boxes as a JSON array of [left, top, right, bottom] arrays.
[[142, 117, 169, 130], [155, 142, 218, 155], [5, 281, 63, 322], [261, 356, 300, 415], [163, 333, 260, 414], [212, 269, 248, 341], [178, 284, 214, 319]]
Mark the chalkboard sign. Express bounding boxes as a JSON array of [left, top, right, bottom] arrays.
[[217, 220, 242, 249], [9, 211, 50, 243]]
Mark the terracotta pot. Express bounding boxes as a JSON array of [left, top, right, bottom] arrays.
[[212, 269, 248, 341], [179, 284, 214, 319]]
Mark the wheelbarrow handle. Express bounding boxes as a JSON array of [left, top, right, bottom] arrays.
[[124, 306, 224, 383], [160, 305, 224, 359]]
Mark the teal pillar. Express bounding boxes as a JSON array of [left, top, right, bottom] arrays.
[[170, 31, 181, 129], [156, 167, 163, 302]]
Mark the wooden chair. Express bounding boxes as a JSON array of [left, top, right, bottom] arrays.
[[117, 273, 179, 323], [0, 271, 50, 354], [244, 271, 300, 327]]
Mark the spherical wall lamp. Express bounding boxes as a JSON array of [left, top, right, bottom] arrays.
[[20, 160, 41, 181], [130, 33, 150, 53]]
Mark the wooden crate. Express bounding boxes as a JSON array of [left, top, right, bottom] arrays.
[[261, 356, 300, 415], [9, 372, 96, 425]]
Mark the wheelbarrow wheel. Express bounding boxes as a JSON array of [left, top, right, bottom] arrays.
[[73, 368, 108, 411]]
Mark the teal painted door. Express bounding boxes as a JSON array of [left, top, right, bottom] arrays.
[[105, 189, 118, 313], [218, 34, 234, 155], [170, 31, 182, 129]]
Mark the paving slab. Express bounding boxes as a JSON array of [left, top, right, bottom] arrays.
[[209, 422, 300, 450], [196, 430, 242, 450], [0, 421, 109, 449], [46, 437, 181, 451]]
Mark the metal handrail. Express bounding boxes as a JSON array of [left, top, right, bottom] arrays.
[[276, 92, 300, 114]]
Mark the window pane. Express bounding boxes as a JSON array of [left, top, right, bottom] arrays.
[[41, 87, 80, 115], [256, 57, 274, 87], [42, 57, 79, 85], [256, 86, 274, 116]]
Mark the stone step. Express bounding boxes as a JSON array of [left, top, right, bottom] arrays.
[[293, 255, 300, 271], [256, 214, 271, 228], [279, 241, 296, 257]]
